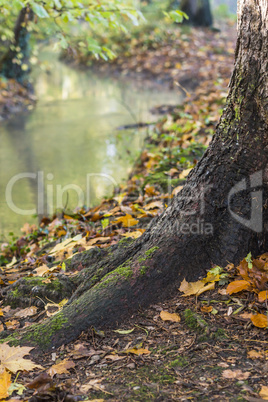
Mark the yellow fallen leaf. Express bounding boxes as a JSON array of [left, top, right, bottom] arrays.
[[179, 168, 192, 179], [121, 230, 145, 239], [48, 359, 75, 377], [251, 313, 268, 328], [260, 385, 268, 400], [160, 311, 180, 322], [124, 348, 151, 355], [0, 343, 43, 373], [258, 290, 268, 303], [113, 214, 138, 228], [179, 278, 215, 296], [0, 369, 11, 399], [226, 280, 251, 295]]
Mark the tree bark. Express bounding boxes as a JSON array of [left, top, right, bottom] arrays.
[[2, 0, 268, 351], [0, 7, 33, 83], [179, 0, 213, 27]]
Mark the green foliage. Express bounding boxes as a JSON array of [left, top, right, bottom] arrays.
[[0, 0, 145, 75]]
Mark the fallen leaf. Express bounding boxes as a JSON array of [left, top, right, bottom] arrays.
[[222, 369, 250, 380], [247, 350, 263, 359], [47, 359, 75, 377], [14, 306, 38, 318], [226, 280, 251, 295], [113, 328, 135, 334], [179, 278, 215, 296], [120, 230, 144, 239], [160, 311, 181, 322], [105, 354, 126, 361], [251, 313, 268, 328], [0, 369, 11, 399], [258, 290, 268, 302], [0, 343, 43, 373], [260, 385, 268, 400], [113, 214, 139, 227], [33, 265, 50, 277], [124, 347, 151, 355], [201, 306, 213, 313], [27, 372, 54, 392]]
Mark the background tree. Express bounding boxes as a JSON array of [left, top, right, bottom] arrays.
[[2, 0, 268, 350], [170, 0, 213, 26]]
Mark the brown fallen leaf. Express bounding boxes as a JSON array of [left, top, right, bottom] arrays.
[[14, 306, 38, 318], [47, 359, 75, 377], [222, 369, 250, 380], [160, 310, 180, 323], [251, 313, 268, 328], [226, 280, 251, 295], [0, 369, 11, 399], [105, 354, 126, 361], [0, 343, 43, 373], [247, 350, 264, 359], [27, 372, 54, 392]]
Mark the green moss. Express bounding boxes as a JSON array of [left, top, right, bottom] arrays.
[[11, 288, 22, 298], [144, 172, 180, 191], [96, 259, 133, 289], [140, 266, 148, 275], [145, 246, 159, 257], [21, 312, 68, 349], [184, 309, 209, 333], [169, 356, 189, 368]]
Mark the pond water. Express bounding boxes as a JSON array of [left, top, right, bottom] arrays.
[[0, 50, 182, 239]]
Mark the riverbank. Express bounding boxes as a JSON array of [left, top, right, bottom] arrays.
[[0, 78, 36, 121]]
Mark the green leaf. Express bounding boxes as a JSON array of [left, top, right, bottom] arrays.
[[31, 3, 49, 18], [113, 328, 135, 334], [245, 252, 253, 269]]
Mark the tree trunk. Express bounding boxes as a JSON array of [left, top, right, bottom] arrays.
[[179, 0, 213, 27], [0, 7, 33, 84], [3, 0, 268, 351]]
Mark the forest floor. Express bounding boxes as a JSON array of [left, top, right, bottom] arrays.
[[1, 22, 268, 402]]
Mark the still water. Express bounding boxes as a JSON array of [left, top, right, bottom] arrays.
[[0, 51, 182, 238]]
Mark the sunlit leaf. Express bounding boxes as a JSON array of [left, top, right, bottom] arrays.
[[226, 280, 251, 295], [123, 347, 150, 355], [259, 385, 268, 400], [250, 313, 268, 328], [160, 310, 180, 322], [0, 343, 43, 373], [0, 369, 11, 399], [47, 359, 75, 377]]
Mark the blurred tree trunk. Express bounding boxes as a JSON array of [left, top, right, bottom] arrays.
[[179, 0, 213, 26], [0, 7, 33, 84]]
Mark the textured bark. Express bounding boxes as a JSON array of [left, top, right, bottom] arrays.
[[3, 0, 268, 351], [0, 7, 33, 83]]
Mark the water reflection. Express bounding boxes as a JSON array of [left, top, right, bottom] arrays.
[[0, 51, 182, 238]]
